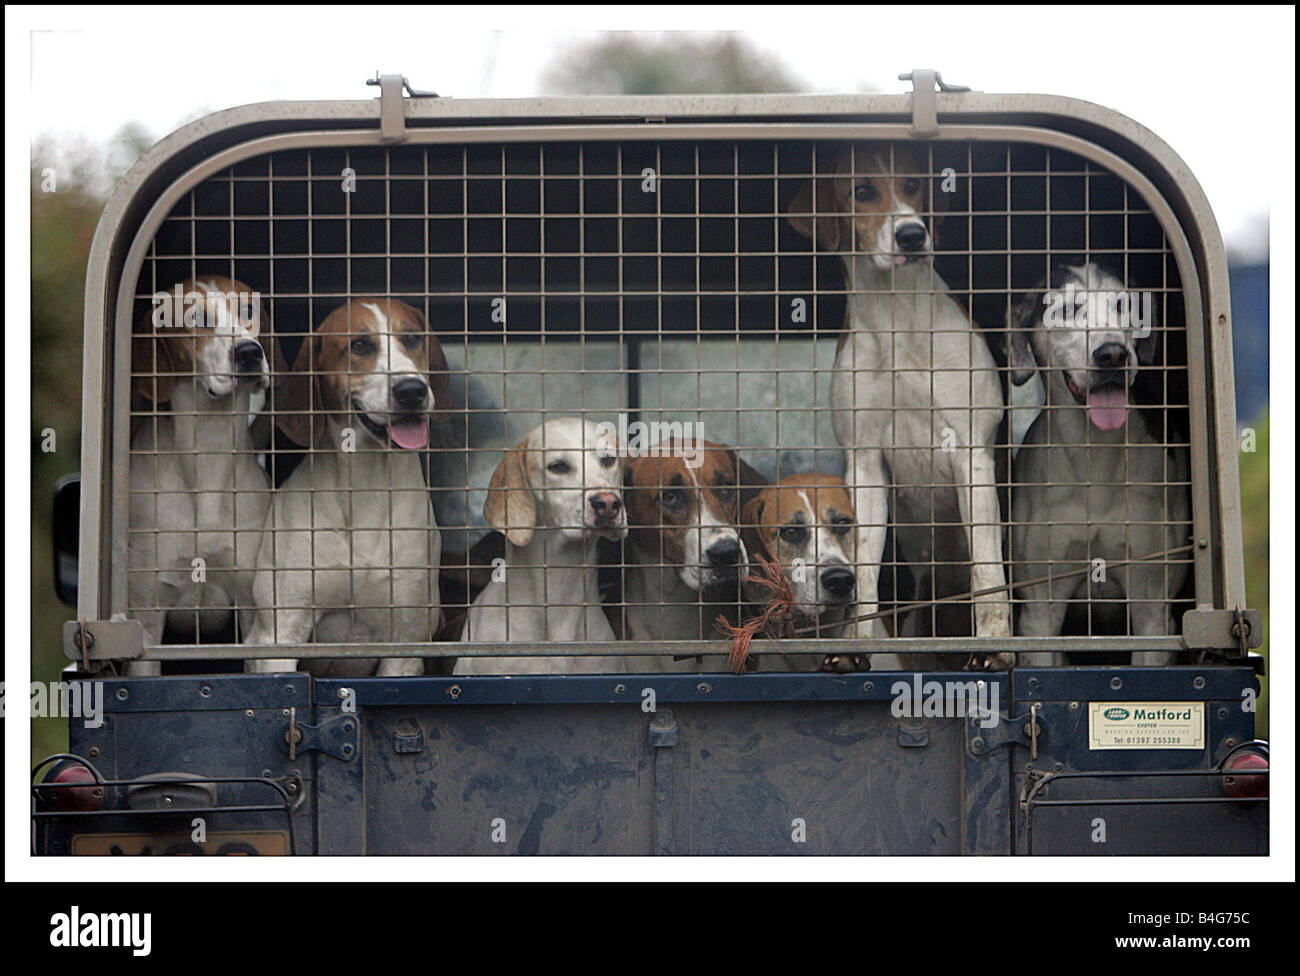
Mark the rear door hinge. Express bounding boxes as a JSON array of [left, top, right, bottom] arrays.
[[282, 708, 359, 762], [968, 705, 1042, 758], [367, 72, 438, 143]]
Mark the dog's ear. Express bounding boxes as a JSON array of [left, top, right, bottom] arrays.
[[1135, 296, 1160, 367], [484, 441, 536, 548], [1006, 291, 1041, 387], [928, 156, 952, 249], [274, 333, 324, 447], [739, 493, 771, 567], [735, 454, 770, 520], [254, 298, 289, 389], [787, 174, 847, 252], [418, 307, 452, 417], [1136, 331, 1158, 367], [131, 326, 177, 404]]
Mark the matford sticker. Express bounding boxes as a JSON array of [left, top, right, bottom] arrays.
[[1088, 702, 1205, 750]]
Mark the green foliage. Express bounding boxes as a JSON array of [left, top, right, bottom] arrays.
[[31, 125, 152, 765], [541, 33, 807, 96], [1237, 411, 1268, 737]]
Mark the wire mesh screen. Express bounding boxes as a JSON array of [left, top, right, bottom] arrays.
[[125, 138, 1194, 673]]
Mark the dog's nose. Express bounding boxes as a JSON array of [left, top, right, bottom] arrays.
[[820, 566, 856, 597], [233, 340, 265, 373], [1092, 342, 1130, 370], [588, 491, 622, 519], [706, 537, 742, 568], [894, 222, 928, 252], [391, 377, 430, 410]]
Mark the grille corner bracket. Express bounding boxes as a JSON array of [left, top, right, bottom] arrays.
[[899, 68, 971, 138]]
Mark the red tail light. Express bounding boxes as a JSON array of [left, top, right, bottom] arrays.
[[1220, 745, 1269, 799], [46, 762, 106, 812]]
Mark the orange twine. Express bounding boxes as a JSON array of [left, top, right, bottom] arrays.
[[714, 553, 798, 674]]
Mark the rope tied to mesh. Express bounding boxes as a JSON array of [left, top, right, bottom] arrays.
[[714, 552, 799, 674]]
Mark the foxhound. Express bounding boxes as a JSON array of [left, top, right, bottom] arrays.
[[740, 473, 883, 671], [788, 143, 1013, 668], [618, 439, 764, 668], [1007, 263, 1190, 665], [245, 298, 446, 676], [128, 277, 277, 667], [456, 416, 629, 673]]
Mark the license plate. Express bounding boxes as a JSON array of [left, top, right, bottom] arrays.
[[71, 830, 290, 855]]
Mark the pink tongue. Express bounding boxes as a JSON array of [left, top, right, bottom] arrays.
[[389, 417, 428, 449], [1088, 387, 1128, 431]]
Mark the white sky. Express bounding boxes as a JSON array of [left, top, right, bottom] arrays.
[[20, 5, 1295, 253]]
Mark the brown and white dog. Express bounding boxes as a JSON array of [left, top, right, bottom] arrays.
[[245, 298, 447, 676], [740, 474, 876, 671], [128, 277, 279, 667], [457, 417, 629, 673], [788, 143, 1013, 667], [617, 440, 763, 666]]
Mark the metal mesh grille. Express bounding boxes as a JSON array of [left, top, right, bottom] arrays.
[[125, 137, 1194, 670]]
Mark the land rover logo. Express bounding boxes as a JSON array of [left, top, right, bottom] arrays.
[[1103, 707, 1130, 720]]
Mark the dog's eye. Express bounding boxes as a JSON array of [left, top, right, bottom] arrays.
[[780, 525, 807, 544], [853, 183, 879, 203], [599, 455, 617, 469], [831, 517, 853, 537], [903, 178, 922, 195], [400, 333, 422, 351], [714, 485, 735, 502], [350, 337, 373, 356], [662, 488, 683, 507], [547, 460, 571, 475]]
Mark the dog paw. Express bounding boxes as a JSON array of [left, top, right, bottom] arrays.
[[965, 652, 1014, 672], [376, 657, 423, 677], [821, 653, 870, 674], [245, 658, 299, 674]]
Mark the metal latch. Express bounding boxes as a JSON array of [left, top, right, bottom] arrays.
[[898, 68, 970, 138], [1181, 607, 1263, 654], [282, 708, 359, 762], [366, 72, 438, 143], [63, 618, 144, 662], [968, 707, 1042, 758]]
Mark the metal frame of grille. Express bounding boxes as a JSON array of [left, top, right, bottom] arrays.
[[68, 91, 1253, 670]]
